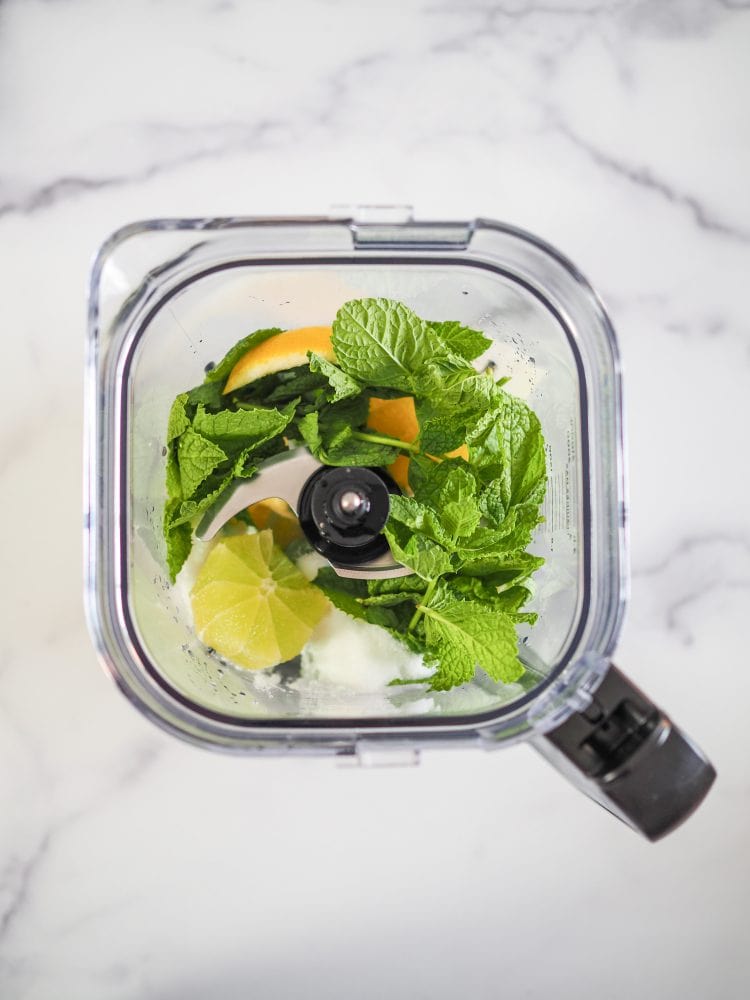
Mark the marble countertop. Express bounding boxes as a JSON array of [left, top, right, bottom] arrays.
[[2, 1, 749, 997]]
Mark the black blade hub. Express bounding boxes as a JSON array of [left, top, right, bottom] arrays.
[[297, 466, 400, 566]]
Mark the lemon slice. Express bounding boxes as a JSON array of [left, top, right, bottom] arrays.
[[190, 530, 330, 670], [223, 325, 335, 393]]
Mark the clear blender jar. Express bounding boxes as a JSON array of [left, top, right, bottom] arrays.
[[84, 209, 715, 839]]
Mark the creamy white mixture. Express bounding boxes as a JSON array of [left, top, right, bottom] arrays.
[[300, 607, 434, 692]]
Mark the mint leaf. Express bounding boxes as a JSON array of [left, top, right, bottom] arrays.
[[313, 568, 368, 620], [435, 464, 478, 507], [192, 402, 293, 451], [387, 494, 454, 550], [167, 471, 235, 528], [406, 536, 453, 580], [297, 410, 323, 454], [457, 549, 544, 582], [478, 480, 506, 526], [409, 461, 481, 536], [232, 453, 259, 479], [367, 575, 427, 598], [328, 434, 400, 467], [383, 529, 453, 581], [298, 408, 399, 467], [448, 577, 532, 613], [167, 393, 190, 442], [428, 320, 492, 362], [441, 500, 481, 539], [165, 517, 193, 582], [361, 592, 420, 608], [165, 445, 182, 501], [420, 586, 523, 689], [308, 351, 362, 402], [416, 370, 496, 430], [185, 380, 225, 410], [421, 642, 475, 691], [466, 391, 546, 506], [419, 416, 465, 456], [332, 298, 448, 393], [177, 429, 227, 498], [232, 365, 327, 407], [205, 327, 283, 385]]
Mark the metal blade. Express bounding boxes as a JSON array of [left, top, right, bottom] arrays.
[[194, 447, 413, 580], [195, 448, 321, 541]]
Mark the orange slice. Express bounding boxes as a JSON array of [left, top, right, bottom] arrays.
[[223, 326, 335, 393], [247, 498, 303, 550]]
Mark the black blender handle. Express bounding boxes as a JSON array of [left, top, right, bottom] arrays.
[[537, 665, 716, 841]]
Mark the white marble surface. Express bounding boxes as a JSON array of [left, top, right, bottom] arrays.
[[1, 0, 749, 997]]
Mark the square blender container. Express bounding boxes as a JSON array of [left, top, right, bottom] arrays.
[[85, 209, 715, 839]]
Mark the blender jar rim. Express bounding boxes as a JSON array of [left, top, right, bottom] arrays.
[[84, 213, 627, 751]]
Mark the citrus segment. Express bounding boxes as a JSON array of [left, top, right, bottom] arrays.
[[367, 396, 419, 441], [223, 325, 335, 393], [247, 498, 303, 549], [190, 531, 330, 670]]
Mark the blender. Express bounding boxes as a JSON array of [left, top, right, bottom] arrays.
[[84, 208, 715, 840]]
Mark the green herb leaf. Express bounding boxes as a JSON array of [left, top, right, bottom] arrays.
[[238, 365, 328, 405], [298, 408, 400, 467], [308, 351, 362, 402], [361, 592, 420, 608], [387, 494, 454, 550], [408, 461, 482, 540], [477, 480, 506, 526], [408, 456, 472, 508], [420, 585, 523, 689], [441, 500, 481, 539], [383, 521, 453, 581], [415, 370, 496, 431], [297, 410, 323, 454], [367, 575, 427, 598], [427, 320, 492, 362], [167, 393, 190, 442], [176, 429, 227, 498], [332, 298, 449, 393], [457, 549, 545, 582], [466, 391, 546, 506], [164, 515, 193, 582], [447, 577, 537, 625], [165, 444, 182, 501], [185, 381, 225, 411], [167, 471, 235, 528], [313, 567, 368, 620], [192, 402, 293, 451], [419, 416, 465, 456]]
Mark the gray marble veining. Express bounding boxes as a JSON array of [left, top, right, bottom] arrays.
[[1, 0, 749, 997]]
